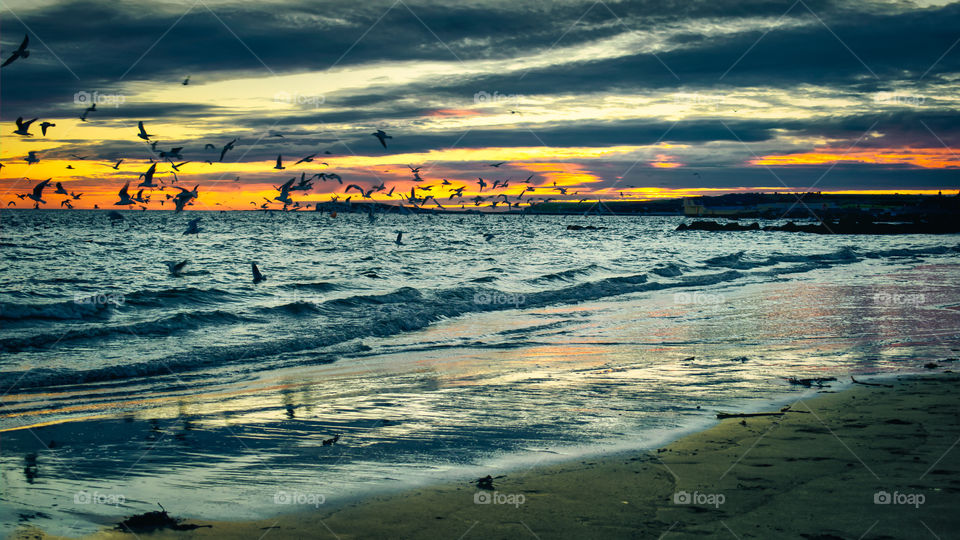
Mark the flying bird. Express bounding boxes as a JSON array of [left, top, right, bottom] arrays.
[[1, 35, 29, 68], [183, 217, 201, 235], [13, 117, 37, 136], [28, 179, 51, 204], [54, 182, 68, 195], [395, 231, 404, 245], [219, 138, 237, 161], [182, 75, 190, 86], [372, 129, 392, 148], [173, 185, 198, 212], [137, 121, 153, 141], [274, 154, 285, 170], [489, 162, 506, 168], [138, 163, 158, 188], [25, 151, 39, 165], [39, 121, 55, 136], [294, 153, 317, 165]]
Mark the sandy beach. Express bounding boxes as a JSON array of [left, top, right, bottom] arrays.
[[13, 371, 958, 540]]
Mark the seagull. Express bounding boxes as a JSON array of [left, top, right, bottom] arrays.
[[109, 159, 123, 169], [395, 231, 404, 245], [274, 177, 295, 204], [183, 217, 201, 235], [138, 163, 158, 188], [39, 121, 55, 136], [61, 199, 73, 209], [54, 182, 68, 195], [274, 154, 285, 170], [252, 263, 266, 283], [137, 121, 153, 141], [219, 138, 237, 161], [268, 130, 284, 138], [80, 104, 96, 121], [2, 34, 30, 68], [132, 189, 149, 203], [167, 260, 189, 276], [25, 151, 39, 165], [13, 117, 37, 136], [158, 147, 183, 159], [489, 162, 506, 167], [173, 185, 198, 212], [169, 161, 189, 171], [113, 182, 134, 206], [372, 129, 392, 148], [71, 192, 82, 200], [27, 179, 51, 204], [477, 177, 487, 191], [294, 153, 316, 165], [182, 75, 190, 86]]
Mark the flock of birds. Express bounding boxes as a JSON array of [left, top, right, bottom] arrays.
[[3, 32, 635, 216]]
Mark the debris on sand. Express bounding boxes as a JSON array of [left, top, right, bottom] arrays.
[[116, 503, 210, 534]]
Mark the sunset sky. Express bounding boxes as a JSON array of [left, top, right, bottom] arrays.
[[1, 0, 959, 210]]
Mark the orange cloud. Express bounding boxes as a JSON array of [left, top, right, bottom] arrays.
[[751, 148, 960, 168]]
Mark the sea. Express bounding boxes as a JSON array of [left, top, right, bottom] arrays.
[[1, 209, 958, 536]]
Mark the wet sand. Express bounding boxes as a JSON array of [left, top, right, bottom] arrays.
[[16, 372, 960, 539]]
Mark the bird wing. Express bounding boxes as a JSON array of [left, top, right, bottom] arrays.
[[138, 121, 146, 136], [33, 179, 50, 197], [18, 35, 28, 52], [119, 182, 130, 198]]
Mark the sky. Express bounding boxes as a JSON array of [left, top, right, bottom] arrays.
[[1, 0, 959, 210]]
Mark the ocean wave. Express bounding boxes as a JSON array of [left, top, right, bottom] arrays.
[[0, 310, 256, 352], [0, 299, 116, 321]]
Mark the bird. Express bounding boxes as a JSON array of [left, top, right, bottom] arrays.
[[27, 179, 51, 204], [80, 104, 96, 121], [274, 154, 285, 170], [169, 161, 189, 171], [173, 185, 198, 212], [25, 151, 39, 165], [60, 199, 73, 209], [2, 35, 30, 68], [489, 162, 506, 167], [138, 163, 158, 188], [219, 138, 237, 161], [71, 192, 82, 200], [274, 177, 295, 204], [182, 75, 190, 86], [13, 117, 37, 136], [39, 121, 55, 136], [167, 260, 189, 276], [294, 153, 316, 165], [110, 159, 123, 169], [137, 121, 153, 141], [183, 217, 201, 235], [54, 182, 68, 195], [477, 178, 487, 191], [252, 263, 266, 283], [395, 231, 404, 245], [158, 147, 183, 159], [372, 129, 392, 148]]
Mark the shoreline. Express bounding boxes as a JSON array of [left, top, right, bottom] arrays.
[[15, 371, 960, 539]]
